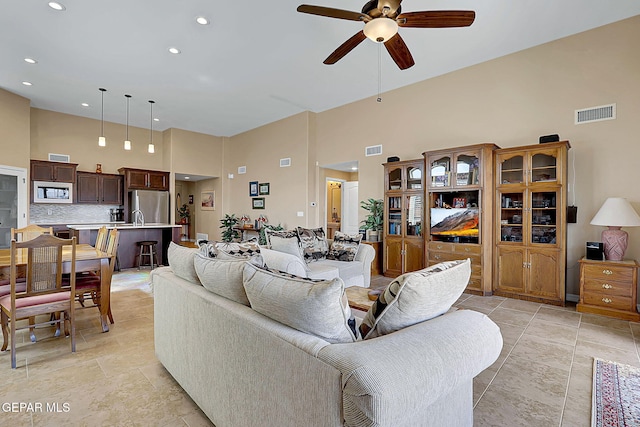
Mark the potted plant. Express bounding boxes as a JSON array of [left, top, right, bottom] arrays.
[[220, 213, 241, 242], [177, 204, 190, 224], [360, 198, 384, 242]]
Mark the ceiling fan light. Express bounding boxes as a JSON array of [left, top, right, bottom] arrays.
[[363, 18, 398, 43]]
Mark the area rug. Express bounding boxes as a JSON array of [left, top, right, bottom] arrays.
[[592, 358, 640, 427]]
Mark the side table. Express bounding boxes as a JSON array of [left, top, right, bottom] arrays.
[[360, 240, 382, 276], [577, 257, 640, 321]]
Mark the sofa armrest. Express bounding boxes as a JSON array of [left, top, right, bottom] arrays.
[[317, 309, 503, 427], [354, 243, 375, 287]]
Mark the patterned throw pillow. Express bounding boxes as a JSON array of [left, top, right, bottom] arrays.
[[296, 227, 329, 262], [265, 229, 304, 260], [214, 238, 260, 258], [242, 263, 358, 343], [359, 259, 471, 339], [326, 231, 362, 262]]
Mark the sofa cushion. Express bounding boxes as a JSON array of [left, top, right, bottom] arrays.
[[215, 239, 260, 258], [360, 259, 471, 339], [167, 242, 200, 284], [260, 247, 308, 277], [193, 253, 251, 306], [265, 229, 304, 261], [297, 227, 329, 262], [243, 263, 358, 343], [306, 263, 340, 281], [326, 231, 361, 262], [315, 259, 362, 282]]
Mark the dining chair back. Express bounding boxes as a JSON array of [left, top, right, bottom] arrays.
[[11, 224, 54, 242], [94, 226, 108, 252], [0, 234, 77, 369]]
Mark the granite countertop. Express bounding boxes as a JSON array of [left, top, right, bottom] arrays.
[[67, 223, 181, 230]]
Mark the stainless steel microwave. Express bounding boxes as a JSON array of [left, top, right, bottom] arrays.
[[33, 181, 73, 203]]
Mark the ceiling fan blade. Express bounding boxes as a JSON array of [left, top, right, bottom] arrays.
[[384, 33, 415, 70], [396, 10, 475, 28], [324, 31, 367, 64], [297, 5, 370, 22]]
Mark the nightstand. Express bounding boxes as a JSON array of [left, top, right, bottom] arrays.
[[577, 258, 640, 321]]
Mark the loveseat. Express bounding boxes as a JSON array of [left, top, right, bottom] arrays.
[[153, 244, 503, 427]]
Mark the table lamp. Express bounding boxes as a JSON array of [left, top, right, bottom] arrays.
[[590, 197, 640, 261]]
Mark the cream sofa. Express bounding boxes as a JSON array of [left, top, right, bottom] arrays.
[[152, 251, 503, 427]]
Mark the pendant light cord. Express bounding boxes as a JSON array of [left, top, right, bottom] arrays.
[[125, 94, 131, 140], [377, 44, 382, 102], [100, 89, 104, 136]]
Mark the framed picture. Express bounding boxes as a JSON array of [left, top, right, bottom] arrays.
[[259, 182, 270, 195], [453, 197, 466, 208], [188, 194, 193, 204], [201, 191, 215, 210], [252, 197, 265, 209], [249, 181, 259, 197]]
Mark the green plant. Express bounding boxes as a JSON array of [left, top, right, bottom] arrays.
[[259, 223, 284, 246], [220, 214, 240, 242], [177, 204, 190, 221], [360, 198, 384, 232]]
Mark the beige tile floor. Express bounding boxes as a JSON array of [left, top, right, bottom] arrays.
[[1, 271, 639, 426]]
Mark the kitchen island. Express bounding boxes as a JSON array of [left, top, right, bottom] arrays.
[[68, 223, 181, 269]]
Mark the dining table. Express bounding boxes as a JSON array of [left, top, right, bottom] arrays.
[[0, 243, 113, 332]]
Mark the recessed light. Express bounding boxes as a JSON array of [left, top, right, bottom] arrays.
[[184, 176, 191, 180], [351, 166, 358, 171], [153, 118, 159, 122], [195, 16, 209, 25], [168, 47, 181, 54], [22, 81, 32, 86], [48, 2, 66, 11], [81, 103, 89, 107], [24, 58, 38, 64]]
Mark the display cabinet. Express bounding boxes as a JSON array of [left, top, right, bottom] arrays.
[[424, 144, 498, 295], [383, 159, 424, 277], [494, 141, 570, 305]]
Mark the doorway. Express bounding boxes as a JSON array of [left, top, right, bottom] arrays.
[[324, 178, 359, 238]]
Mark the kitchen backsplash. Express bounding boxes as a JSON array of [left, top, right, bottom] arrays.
[[30, 204, 121, 225]]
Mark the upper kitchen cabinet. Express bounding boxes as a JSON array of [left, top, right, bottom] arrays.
[[76, 172, 123, 205], [118, 168, 169, 191], [30, 159, 78, 183]]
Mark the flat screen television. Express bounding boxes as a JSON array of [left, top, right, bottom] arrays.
[[430, 207, 479, 240]]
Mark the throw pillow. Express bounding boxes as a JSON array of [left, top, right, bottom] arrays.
[[193, 254, 250, 306], [326, 231, 362, 262], [260, 247, 309, 277], [198, 240, 217, 258], [214, 239, 260, 258], [297, 227, 329, 262], [242, 262, 358, 343], [265, 229, 304, 261], [360, 259, 471, 339], [167, 242, 200, 284]]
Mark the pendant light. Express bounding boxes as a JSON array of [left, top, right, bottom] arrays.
[[98, 88, 107, 146], [124, 94, 132, 150], [148, 100, 155, 154]]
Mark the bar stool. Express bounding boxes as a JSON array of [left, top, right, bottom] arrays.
[[136, 240, 158, 270]]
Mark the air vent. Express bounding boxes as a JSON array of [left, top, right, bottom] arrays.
[[48, 153, 70, 163], [237, 166, 246, 174], [365, 145, 383, 157], [575, 103, 616, 124], [280, 158, 291, 167]]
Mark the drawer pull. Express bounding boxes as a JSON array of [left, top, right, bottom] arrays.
[[464, 247, 471, 252], [434, 254, 441, 260], [602, 269, 613, 275], [436, 245, 443, 250], [601, 283, 613, 290], [601, 298, 612, 304]]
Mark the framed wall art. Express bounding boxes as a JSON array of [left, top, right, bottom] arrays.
[[252, 197, 265, 209], [259, 182, 270, 195], [201, 191, 215, 210], [249, 181, 259, 197]]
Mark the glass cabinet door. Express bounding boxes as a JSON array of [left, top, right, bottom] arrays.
[[499, 191, 524, 242], [455, 153, 480, 186], [430, 156, 451, 187], [406, 166, 422, 190], [499, 154, 524, 185], [530, 191, 558, 244], [405, 194, 422, 237], [387, 196, 402, 236], [387, 167, 402, 191], [530, 153, 557, 183]]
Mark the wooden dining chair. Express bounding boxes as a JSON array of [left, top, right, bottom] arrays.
[[0, 234, 77, 369], [94, 226, 108, 252], [73, 228, 119, 325]]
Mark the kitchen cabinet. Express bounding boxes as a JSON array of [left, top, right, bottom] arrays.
[[118, 168, 169, 191], [30, 159, 77, 183], [383, 159, 424, 277], [424, 143, 498, 295], [577, 258, 640, 321], [76, 172, 123, 205], [493, 141, 570, 305]]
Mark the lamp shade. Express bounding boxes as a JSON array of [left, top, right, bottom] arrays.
[[590, 198, 640, 227], [363, 18, 398, 43]]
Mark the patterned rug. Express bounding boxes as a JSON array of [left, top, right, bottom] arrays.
[[592, 358, 640, 427]]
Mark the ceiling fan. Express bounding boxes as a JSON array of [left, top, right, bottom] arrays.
[[297, 0, 475, 70]]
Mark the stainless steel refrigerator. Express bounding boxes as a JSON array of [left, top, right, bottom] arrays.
[[129, 190, 169, 224]]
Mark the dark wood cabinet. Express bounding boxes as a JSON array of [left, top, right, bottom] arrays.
[[118, 168, 169, 191], [31, 160, 77, 183], [76, 172, 123, 205]]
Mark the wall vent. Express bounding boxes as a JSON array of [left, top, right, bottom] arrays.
[[575, 103, 616, 124], [48, 153, 70, 163], [365, 145, 383, 157], [237, 166, 246, 174], [280, 158, 291, 167]]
